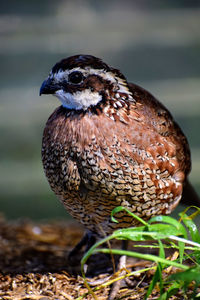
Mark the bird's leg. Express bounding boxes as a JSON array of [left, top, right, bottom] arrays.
[[108, 240, 128, 300], [89, 240, 129, 297], [68, 230, 96, 260]]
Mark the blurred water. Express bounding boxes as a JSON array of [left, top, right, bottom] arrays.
[[0, 0, 200, 221]]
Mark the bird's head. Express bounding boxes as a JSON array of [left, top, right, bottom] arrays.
[[40, 54, 133, 111]]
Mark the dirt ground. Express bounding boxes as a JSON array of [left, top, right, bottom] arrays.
[[0, 214, 199, 300]]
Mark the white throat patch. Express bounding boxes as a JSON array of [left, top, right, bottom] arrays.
[[51, 66, 133, 110], [55, 89, 102, 110]]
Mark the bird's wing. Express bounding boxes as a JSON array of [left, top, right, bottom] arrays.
[[128, 82, 191, 177]]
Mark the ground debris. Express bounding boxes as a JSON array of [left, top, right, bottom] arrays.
[[0, 216, 199, 299]]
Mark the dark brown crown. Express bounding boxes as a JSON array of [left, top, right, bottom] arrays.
[[51, 54, 126, 81]]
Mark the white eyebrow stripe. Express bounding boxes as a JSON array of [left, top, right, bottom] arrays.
[[52, 67, 133, 98], [52, 67, 117, 83]]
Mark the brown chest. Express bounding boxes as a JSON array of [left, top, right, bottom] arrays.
[[41, 107, 185, 234]]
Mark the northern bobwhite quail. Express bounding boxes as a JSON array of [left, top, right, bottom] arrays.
[[40, 54, 191, 248]]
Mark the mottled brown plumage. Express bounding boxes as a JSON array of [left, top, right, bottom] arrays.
[[40, 54, 191, 238]]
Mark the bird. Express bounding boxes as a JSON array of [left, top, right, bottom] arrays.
[[40, 54, 193, 253]]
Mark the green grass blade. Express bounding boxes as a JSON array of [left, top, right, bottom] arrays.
[[111, 206, 148, 226], [159, 282, 180, 300], [94, 248, 189, 270], [81, 206, 200, 299], [179, 211, 200, 243], [145, 240, 165, 299], [178, 240, 185, 264], [148, 215, 188, 239], [158, 239, 165, 262], [170, 265, 200, 283], [168, 235, 200, 249], [145, 265, 161, 299]]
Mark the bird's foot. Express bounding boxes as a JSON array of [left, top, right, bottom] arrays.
[[88, 255, 129, 299], [108, 254, 127, 300], [68, 231, 96, 261]]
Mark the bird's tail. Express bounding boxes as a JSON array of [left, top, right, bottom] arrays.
[[181, 179, 200, 207]]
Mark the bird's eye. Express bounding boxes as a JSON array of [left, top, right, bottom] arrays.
[[68, 71, 84, 84]]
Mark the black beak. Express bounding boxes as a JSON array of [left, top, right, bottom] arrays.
[[39, 78, 60, 96]]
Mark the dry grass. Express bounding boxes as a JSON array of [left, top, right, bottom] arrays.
[[0, 214, 199, 299]]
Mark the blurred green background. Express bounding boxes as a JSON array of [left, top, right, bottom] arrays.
[[0, 0, 200, 221]]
